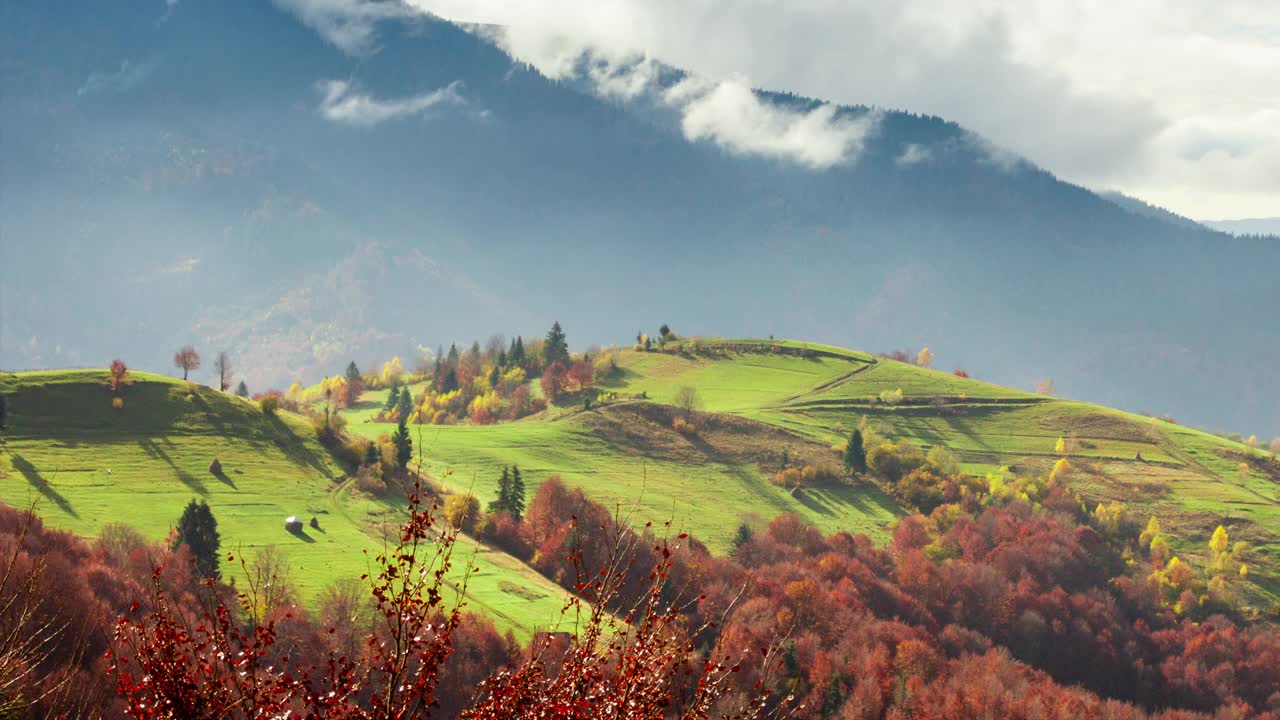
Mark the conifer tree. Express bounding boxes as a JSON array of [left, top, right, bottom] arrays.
[[509, 464, 526, 521], [543, 321, 569, 367], [497, 349, 507, 368], [442, 367, 459, 394], [393, 416, 412, 469], [512, 336, 526, 367], [383, 377, 402, 411], [235, 380, 249, 398], [396, 387, 413, 419], [174, 499, 221, 579], [344, 361, 362, 405], [730, 523, 753, 557], [0, 393, 6, 432], [489, 466, 512, 514], [446, 343, 460, 367], [487, 365, 500, 388], [363, 442, 379, 467], [843, 429, 867, 474]]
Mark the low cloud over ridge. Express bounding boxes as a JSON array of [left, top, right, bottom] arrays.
[[317, 80, 464, 126], [273, 0, 1280, 219]]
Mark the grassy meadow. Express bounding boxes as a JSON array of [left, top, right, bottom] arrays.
[[0, 370, 571, 637], [4, 339, 1277, 624]]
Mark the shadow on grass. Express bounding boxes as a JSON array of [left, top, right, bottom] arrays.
[[11, 454, 79, 518], [792, 487, 837, 516], [286, 526, 317, 543], [138, 438, 207, 496], [268, 415, 337, 480], [211, 466, 237, 489], [595, 365, 638, 390]]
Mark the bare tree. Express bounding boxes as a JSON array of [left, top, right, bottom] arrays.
[[173, 346, 201, 381], [673, 385, 701, 416], [485, 334, 506, 360], [213, 351, 232, 392], [244, 545, 297, 625]]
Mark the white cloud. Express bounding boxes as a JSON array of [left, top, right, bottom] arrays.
[[318, 79, 464, 126], [77, 60, 155, 96], [280, 0, 1280, 218], [159, 256, 200, 274], [895, 143, 931, 167], [585, 55, 661, 101], [664, 76, 877, 169], [272, 0, 416, 55]]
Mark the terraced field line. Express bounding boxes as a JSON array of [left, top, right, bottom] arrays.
[[772, 361, 877, 407]]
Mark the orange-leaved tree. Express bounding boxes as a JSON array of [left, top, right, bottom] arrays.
[[107, 479, 787, 719]]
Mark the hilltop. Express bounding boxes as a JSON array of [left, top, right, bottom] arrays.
[[337, 338, 1280, 608], [3, 337, 1278, 627], [0, 369, 572, 636]]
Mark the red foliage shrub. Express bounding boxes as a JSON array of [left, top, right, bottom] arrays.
[[478, 511, 532, 561], [566, 360, 594, 391], [540, 362, 567, 400]]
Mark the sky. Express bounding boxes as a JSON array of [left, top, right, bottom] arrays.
[[278, 0, 1279, 221]]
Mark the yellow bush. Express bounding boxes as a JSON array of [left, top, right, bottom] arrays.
[[1050, 457, 1072, 483], [444, 494, 482, 533], [672, 416, 698, 435]]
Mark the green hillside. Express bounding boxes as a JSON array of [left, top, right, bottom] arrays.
[[4, 338, 1277, 627], [344, 340, 1280, 605], [0, 370, 571, 637]]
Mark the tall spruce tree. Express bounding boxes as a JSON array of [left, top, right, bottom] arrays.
[[543, 322, 569, 367], [489, 466, 512, 514], [729, 523, 754, 558], [512, 337, 526, 367], [509, 465, 526, 521], [0, 393, 7, 432], [174, 499, 221, 579], [363, 441, 379, 467], [393, 417, 412, 469], [843, 429, 867, 474], [235, 380, 249, 398], [396, 387, 413, 420], [383, 378, 401, 411], [442, 367, 459, 394]]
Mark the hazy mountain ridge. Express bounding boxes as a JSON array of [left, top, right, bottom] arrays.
[[1202, 218, 1280, 237], [0, 0, 1276, 436]]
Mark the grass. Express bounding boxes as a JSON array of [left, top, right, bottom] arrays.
[[0, 370, 571, 638], [349, 416, 899, 553], [6, 337, 1278, 624]]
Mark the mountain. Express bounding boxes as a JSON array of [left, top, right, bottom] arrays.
[[1100, 191, 1208, 231], [1202, 218, 1280, 237], [1, 0, 1277, 437]]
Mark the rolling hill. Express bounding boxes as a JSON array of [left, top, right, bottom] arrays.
[[338, 339, 1280, 607], [0, 370, 572, 636], [3, 337, 1278, 630], [1, 0, 1277, 438]]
